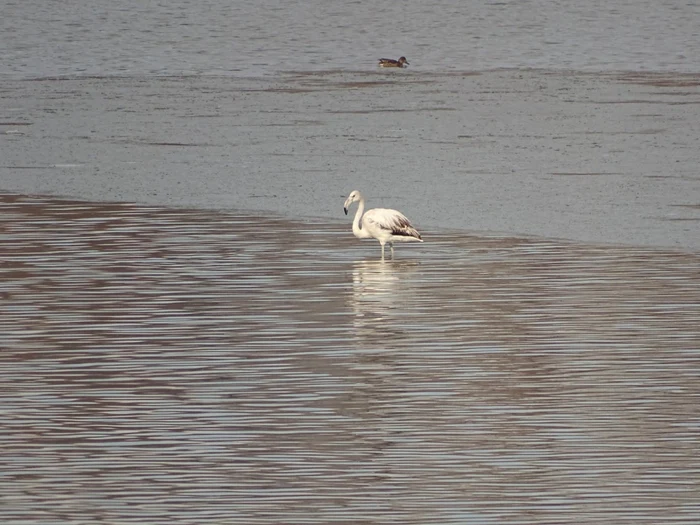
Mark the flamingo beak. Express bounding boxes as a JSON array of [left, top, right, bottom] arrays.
[[344, 207, 348, 215]]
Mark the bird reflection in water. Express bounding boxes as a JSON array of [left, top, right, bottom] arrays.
[[350, 259, 419, 340]]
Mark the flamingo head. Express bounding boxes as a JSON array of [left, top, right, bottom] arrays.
[[344, 190, 362, 215]]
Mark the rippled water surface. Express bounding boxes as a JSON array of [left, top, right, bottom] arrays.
[[3, 0, 700, 77], [2, 193, 699, 524]]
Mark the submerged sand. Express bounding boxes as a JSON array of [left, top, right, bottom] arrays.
[[1, 69, 699, 249]]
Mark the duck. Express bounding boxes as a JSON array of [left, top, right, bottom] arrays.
[[378, 56, 409, 68]]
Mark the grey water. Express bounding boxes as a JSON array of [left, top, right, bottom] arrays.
[[2, 1, 700, 523], [1, 193, 699, 524], [2, 0, 700, 78]]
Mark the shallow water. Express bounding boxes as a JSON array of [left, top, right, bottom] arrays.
[[1, 193, 699, 524]]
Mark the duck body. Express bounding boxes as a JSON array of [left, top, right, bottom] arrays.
[[378, 56, 409, 68]]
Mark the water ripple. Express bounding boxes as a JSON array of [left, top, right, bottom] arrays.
[[1, 193, 699, 524]]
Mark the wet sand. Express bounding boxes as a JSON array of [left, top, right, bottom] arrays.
[[1, 69, 699, 249], [1, 193, 699, 524]]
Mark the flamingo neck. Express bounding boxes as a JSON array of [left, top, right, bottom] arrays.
[[352, 198, 368, 238]]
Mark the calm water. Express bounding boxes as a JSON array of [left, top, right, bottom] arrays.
[[2, 0, 700, 78], [1, 193, 699, 524]]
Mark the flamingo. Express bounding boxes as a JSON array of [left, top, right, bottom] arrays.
[[343, 190, 423, 258]]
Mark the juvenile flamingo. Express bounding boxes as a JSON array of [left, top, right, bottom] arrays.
[[343, 190, 423, 258]]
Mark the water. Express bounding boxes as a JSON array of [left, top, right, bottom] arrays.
[[2, 2, 700, 521], [2, 0, 700, 249], [2, 193, 699, 524], [2, 0, 700, 78], [3, 71, 700, 250]]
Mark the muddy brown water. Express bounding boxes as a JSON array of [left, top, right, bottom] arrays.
[[1, 193, 699, 524]]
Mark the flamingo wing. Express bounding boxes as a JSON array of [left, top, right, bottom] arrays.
[[364, 208, 422, 240]]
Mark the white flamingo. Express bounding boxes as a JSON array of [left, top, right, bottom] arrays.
[[343, 190, 423, 258]]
